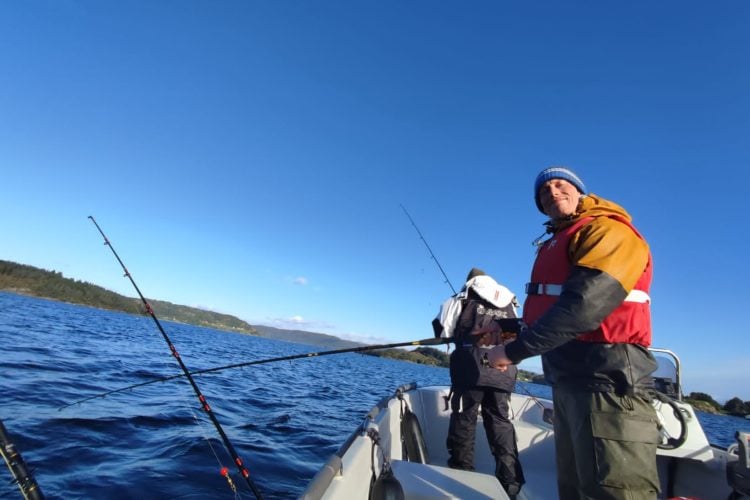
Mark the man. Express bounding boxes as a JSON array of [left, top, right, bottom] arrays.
[[433, 268, 525, 498], [487, 167, 661, 500]]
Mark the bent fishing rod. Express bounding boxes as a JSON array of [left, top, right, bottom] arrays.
[[87, 216, 263, 500], [400, 204, 457, 295], [61, 337, 452, 409]]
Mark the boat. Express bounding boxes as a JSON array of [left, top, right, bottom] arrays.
[[301, 349, 750, 499]]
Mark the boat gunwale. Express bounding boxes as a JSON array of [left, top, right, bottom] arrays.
[[301, 382, 419, 498]]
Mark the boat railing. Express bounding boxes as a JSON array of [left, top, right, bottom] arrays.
[[649, 347, 683, 401]]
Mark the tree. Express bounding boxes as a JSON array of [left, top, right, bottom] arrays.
[[688, 392, 717, 403], [723, 397, 750, 416], [686, 392, 722, 412]]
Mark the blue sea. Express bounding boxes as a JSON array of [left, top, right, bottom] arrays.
[[2, 292, 749, 499]]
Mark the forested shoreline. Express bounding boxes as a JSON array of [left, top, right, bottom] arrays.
[[0, 259, 257, 334]]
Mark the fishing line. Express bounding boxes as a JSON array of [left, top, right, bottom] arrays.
[[60, 338, 452, 409], [87, 216, 263, 499], [148, 336, 237, 494], [175, 379, 242, 499], [400, 204, 457, 295], [513, 380, 548, 412], [399, 207, 550, 412]]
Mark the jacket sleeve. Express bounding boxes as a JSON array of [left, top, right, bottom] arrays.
[[505, 216, 649, 363]]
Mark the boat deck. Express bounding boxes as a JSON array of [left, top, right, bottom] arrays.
[[412, 386, 559, 499]]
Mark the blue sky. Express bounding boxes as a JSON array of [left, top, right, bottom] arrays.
[[1, 1, 748, 401]]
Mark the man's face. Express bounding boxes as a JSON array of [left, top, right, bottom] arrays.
[[538, 178, 582, 219]]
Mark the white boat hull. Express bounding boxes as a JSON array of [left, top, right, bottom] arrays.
[[303, 383, 743, 500]]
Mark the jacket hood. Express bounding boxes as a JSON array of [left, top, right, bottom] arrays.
[[547, 193, 632, 232], [464, 275, 517, 309]]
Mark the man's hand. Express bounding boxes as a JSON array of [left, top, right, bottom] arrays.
[[488, 345, 513, 372], [472, 323, 502, 346], [473, 323, 518, 346]]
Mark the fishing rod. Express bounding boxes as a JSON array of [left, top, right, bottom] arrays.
[[61, 337, 452, 409], [87, 216, 263, 500], [400, 204, 457, 295], [399, 207, 547, 407], [1, 419, 44, 500]]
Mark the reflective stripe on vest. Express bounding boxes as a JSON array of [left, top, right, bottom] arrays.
[[525, 282, 651, 303]]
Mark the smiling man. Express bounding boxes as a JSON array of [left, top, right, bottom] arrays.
[[486, 166, 661, 500]]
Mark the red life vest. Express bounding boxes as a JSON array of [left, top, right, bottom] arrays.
[[522, 216, 653, 346]]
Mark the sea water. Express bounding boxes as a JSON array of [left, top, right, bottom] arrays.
[[1, 292, 748, 499]]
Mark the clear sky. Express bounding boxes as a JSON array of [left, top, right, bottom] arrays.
[[2, 1, 748, 401]]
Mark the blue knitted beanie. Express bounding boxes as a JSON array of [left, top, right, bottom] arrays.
[[534, 167, 586, 213]]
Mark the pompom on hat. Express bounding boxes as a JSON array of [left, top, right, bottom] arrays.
[[533, 166, 587, 213]]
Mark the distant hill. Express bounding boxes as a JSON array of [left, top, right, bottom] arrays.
[[252, 324, 365, 349], [0, 259, 258, 335]]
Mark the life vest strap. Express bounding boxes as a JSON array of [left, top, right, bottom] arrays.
[[525, 282, 651, 303]]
